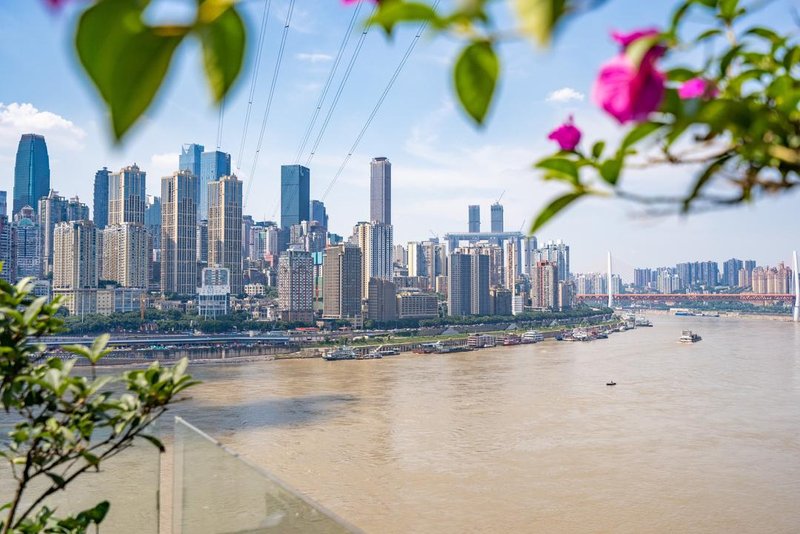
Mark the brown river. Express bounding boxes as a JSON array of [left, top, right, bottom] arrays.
[[3, 315, 800, 533], [169, 314, 800, 533]]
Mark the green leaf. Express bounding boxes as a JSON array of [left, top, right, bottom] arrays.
[[139, 433, 166, 452], [530, 192, 586, 233], [684, 154, 733, 210], [591, 141, 605, 159], [75, 0, 187, 140], [513, 0, 566, 46], [621, 122, 663, 150], [599, 158, 622, 185], [718, 0, 739, 22], [625, 34, 663, 68], [368, 1, 441, 35], [695, 28, 722, 43], [198, 5, 245, 103], [666, 67, 698, 82], [46, 473, 66, 489], [535, 157, 579, 183], [453, 40, 499, 126]]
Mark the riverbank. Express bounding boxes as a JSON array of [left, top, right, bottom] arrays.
[[638, 308, 796, 322]]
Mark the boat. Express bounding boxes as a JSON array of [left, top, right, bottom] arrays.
[[521, 330, 544, 343], [606, 381, 617, 386], [376, 345, 400, 356], [467, 334, 496, 348], [356, 351, 383, 360], [634, 317, 653, 327], [679, 330, 702, 343], [412, 343, 437, 354], [502, 334, 521, 346], [322, 346, 357, 361]]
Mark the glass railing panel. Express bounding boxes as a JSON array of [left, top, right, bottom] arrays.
[[173, 416, 359, 534]]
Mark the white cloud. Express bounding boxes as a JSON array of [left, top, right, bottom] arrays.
[[0, 102, 86, 148], [295, 52, 333, 63], [148, 152, 179, 190], [546, 87, 586, 103]]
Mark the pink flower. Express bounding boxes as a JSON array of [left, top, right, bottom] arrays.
[[611, 28, 661, 49], [547, 116, 582, 151], [592, 29, 666, 124], [678, 77, 718, 100]]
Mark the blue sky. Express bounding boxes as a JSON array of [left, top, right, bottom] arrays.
[[0, 0, 797, 276]]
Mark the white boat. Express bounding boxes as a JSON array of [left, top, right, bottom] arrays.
[[322, 346, 357, 361], [679, 330, 702, 343], [521, 330, 544, 343]]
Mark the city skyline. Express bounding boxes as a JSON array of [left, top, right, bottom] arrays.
[[0, 2, 797, 273]]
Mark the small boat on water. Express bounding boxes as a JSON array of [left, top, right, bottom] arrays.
[[356, 351, 383, 360], [634, 317, 653, 327], [322, 346, 357, 361], [521, 330, 544, 343], [679, 330, 702, 343], [503, 333, 521, 346], [606, 381, 617, 386]]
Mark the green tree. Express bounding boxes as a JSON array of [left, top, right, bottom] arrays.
[[0, 276, 197, 533]]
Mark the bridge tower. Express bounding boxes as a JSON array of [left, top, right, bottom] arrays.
[[793, 250, 799, 322], [607, 251, 613, 309]]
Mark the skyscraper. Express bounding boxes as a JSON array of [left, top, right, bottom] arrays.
[[199, 150, 231, 220], [310, 199, 329, 230], [448, 251, 473, 316], [370, 157, 391, 225], [179, 144, 203, 179], [38, 192, 89, 276], [280, 165, 310, 230], [469, 252, 491, 315], [468, 205, 480, 233], [101, 223, 149, 288], [109, 164, 146, 225], [278, 248, 314, 324], [490, 202, 504, 233], [0, 215, 12, 282], [354, 221, 393, 299], [534, 240, 570, 282], [322, 243, 361, 319], [13, 134, 50, 216], [161, 170, 198, 296], [12, 206, 41, 280], [93, 167, 110, 230], [530, 261, 558, 309], [208, 175, 243, 294], [0, 191, 7, 218]]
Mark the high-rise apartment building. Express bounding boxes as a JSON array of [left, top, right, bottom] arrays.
[[722, 258, 743, 287], [505, 239, 518, 291], [281, 165, 310, 230], [0, 191, 7, 218], [109, 164, 146, 225], [161, 170, 198, 296], [199, 150, 231, 221], [367, 278, 397, 322], [12, 206, 41, 280], [469, 252, 491, 315], [310, 200, 329, 230], [13, 134, 50, 216], [322, 243, 361, 319], [196, 220, 209, 265], [530, 260, 558, 309], [101, 223, 149, 288], [490, 202, 504, 232], [370, 157, 391, 225], [93, 167, 110, 229], [145, 195, 161, 253], [534, 240, 570, 282], [468, 205, 480, 233], [278, 248, 314, 324], [447, 252, 473, 316], [354, 221, 393, 299], [38, 192, 89, 276], [0, 215, 12, 282], [52, 220, 97, 315], [208, 174, 243, 294]]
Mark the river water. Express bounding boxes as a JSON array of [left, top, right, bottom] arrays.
[[167, 315, 800, 533]]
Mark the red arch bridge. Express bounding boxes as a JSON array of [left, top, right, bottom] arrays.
[[576, 293, 796, 304]]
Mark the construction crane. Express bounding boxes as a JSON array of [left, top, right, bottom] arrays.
[[495, 190, 505, 204]]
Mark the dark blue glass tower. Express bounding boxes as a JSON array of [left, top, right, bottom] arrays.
[[199, 150, 231, 220], [310, 199, 328, 230], [13, 134, 50, 216], [179, 144, 204, 178], [281, 165, 310, 230], [93, 167, 110, 229]]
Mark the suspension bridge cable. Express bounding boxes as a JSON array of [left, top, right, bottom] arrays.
[[292, 2, 364, 164], [304, 7, 374, 167], [235, 0, 272, 171], [243, 0, 296, 208], [320, 4, 438, 201]]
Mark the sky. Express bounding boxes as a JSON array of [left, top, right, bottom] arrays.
[[0, 0, 797, 277]]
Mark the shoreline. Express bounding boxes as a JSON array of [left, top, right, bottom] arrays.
[[638, 309, 795, 322]]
